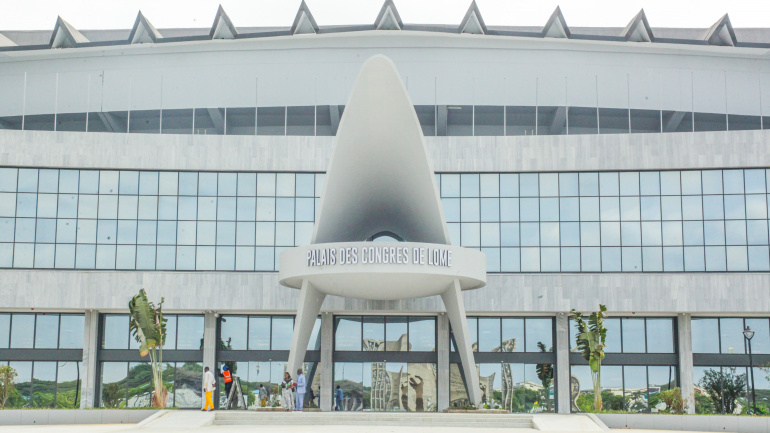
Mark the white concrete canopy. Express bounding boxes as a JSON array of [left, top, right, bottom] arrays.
[[374, 0, 403, 31], [291, 1, 319, 35], [458, 1, 487, 35], [621, 9, 654, 42], [542, 7, 571, 39], [705, 14, 737, 46], [282, 55, 484, 407]]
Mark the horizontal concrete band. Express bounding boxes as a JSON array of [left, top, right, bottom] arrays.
[[1, 269, 769, 313], [1, 129, 769, 173]]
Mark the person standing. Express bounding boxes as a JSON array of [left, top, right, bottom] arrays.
[[335, 385, 343, 411], [295, 368, 306, 411], [281, 372, 294, 411], [219, 365, 233, 408], [259, 384, 269, 407], [202, 366, 215, 411]]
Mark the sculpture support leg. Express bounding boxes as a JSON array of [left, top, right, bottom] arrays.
[[441, 279, 481, 406], [287, 280, 326, 375]]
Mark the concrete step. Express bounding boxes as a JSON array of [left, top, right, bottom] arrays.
[[212, 411, 535, 428]]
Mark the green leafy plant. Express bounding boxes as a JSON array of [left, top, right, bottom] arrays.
[[699, 367, 746, 414], [128, 288, 168, 408], [535, 342, 554, 412], [571, 305, 608, 411], [659, 387, 687, 414], [0, 365, 18, 408]]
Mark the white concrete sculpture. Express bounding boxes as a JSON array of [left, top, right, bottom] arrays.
[[279, 55, 485, 406]]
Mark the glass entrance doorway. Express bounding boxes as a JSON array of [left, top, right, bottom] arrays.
[[333, 316, 437, 411]]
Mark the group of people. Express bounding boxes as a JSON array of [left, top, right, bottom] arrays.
[[279, 369, 307, 411], [201, 365, 308, 411]]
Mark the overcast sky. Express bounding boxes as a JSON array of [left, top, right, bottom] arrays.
[[2, 0, 769, 31]]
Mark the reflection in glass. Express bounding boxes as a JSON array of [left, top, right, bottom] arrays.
[[363, 317, 385, 351], [386, 317, 408, 351], [335, 317, 362, 351]]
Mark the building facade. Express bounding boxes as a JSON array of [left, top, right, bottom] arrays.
[[1, 1, 770, 414]]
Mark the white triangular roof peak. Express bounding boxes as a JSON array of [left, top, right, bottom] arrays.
[[621, 9, 654, 42], [128, 11, 163, 44], [458, 1, 487, 35], [291, 1, 319, 35], [49, 17, 89, 48], [704, 14, 737, 46], [0, 33, 16, 47], [312, 55, 450, 245], [542, 6, 571, 39], [210, 5, 238, 39], [375, 0, 403, 30]]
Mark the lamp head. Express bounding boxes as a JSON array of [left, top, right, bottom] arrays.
[[743, 326, 755, 341]]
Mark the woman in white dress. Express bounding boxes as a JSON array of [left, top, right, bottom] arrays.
[[281, 372, 295, 411]]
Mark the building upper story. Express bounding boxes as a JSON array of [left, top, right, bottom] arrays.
[[0, 3, 769, 136]]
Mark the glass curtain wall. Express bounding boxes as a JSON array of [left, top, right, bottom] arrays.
[[569, 317, 678, 413], [691, 317, 770, 414], [449, 317, 556, 412], [217, 315, 321, 409], [98, 314, 204, 408], [0, 313, 84, 408], [333, 316, 437, 411]]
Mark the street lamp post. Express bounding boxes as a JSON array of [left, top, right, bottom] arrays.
[[743, 326, 756, 415]]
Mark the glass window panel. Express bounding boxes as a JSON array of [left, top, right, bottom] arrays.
[[620, 197, 640, 221], [102, 315, 128, 349], [501, 318, 523, 352], [16, 193, 37, 217], [600, 197, 620, 221], [599, 173, 619, 196], [639, 172, 660, 196], [702, 196, 724, 220], [247, 316, 270, 350], [719, 318, 746, 354], [158, 172, 179, 195], [479, 174, 499, 197], [10, 314, 35, 348], [271, 317, 294, 350], [409, 317, 435, 352], [623, 365, 649, 412], [58, 315, 84, 349], [726, 246, 748, 271], [660, 196, 682, 220], [580, 222, 600, 246], [663, 246, 683, 271], [460, 198, 480, 222], [579, 197, 599, 221], [36, 194, 57, 218], [220, 315, 247, 350], [702, 170, 723, 195], [562, 247, 581, 271], [748, 245, 770, 271], [363, 316, 384, 351], [520, 223, 539, 247], [723, 170, 744, 194], [559, 173, 578, 196], [386, 317, 408, 351], [705, 246, 727, 271], [682, 221, 704, 246], [217, 197, 236, 220], [519, 174, 538, 197], [681, 196, 703, 220], [621, 318, 646, 353], [744, 318, 770, 354], [560, 197, 579, 221], [540, 222, 559, 247], [137, 196, 157, 220], [460, 174, 479, 197], [746, 195, 768, 219], [540, 173, 559, 196], [34, 314, 59, 349], [541, 247, 560, 271], [500, 223, 519, 247], [56, 361, 82, 408], [501, 175, 519, 196], [581, 247, 601, 271], [601, 246, 621, 271], [255, 247, 274, 271], [579, 173, 599, 196], [335, 317, 362, 351], [480, 198, 499, 222], [601, 222, 620, 246], [724, 195, 746, 219], [525, 318, 552, 352], [747, 220, 769, 245], [681, 171, 702, 195], [725, 220, 747, 245], [540, 198, 559, 222], [500, 198, 519, 221], [466, 317, 478, 352], [478, 317, 501, 352]]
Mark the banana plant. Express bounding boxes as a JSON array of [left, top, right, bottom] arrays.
[[535, 342, 554, 412], [570, 305, 607, 411], [128, 289, 168, 408]]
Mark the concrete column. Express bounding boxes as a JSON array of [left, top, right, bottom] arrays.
[[437, 312, 450, 412], [203, 311, 217, 372], [677, 313, 695, 414], [555, 312, 571, 414], [441, 280, 481, 406], [80, 310, 99, 408], [287, 281, 326, 376], [320, 312, 334, 411]]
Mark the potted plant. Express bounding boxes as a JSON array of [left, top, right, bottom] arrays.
[[128, 289, 168, 408]]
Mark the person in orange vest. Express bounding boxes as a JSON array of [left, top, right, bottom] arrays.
[[220, 364, 233, 408]]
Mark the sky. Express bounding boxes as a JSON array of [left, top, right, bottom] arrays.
[[1, 0, 769, 31]]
